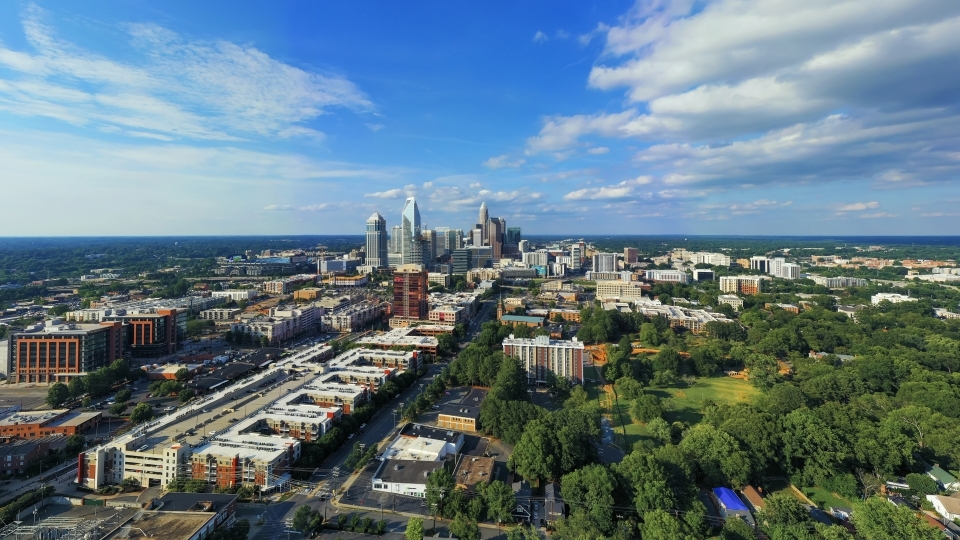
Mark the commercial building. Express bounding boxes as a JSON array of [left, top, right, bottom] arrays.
[[293, 287, 322, 301], [0, 409, 102, 438], [437, 388, 486, 433], [644, 269, 690, 284], [595, 281, 651, 302], [393, 264, 429, 321], [372, 423, 465, 498], [624, 248, 639, 264], [452, 247, 493, 274], [331, 275, 369, 287], [7, 319, 124, 383], [366, 212, 389, 268], [592, 253, 618, 273], [400, 197, 423, 266], [779, 263, 801, 280], [319, 259, 361, 274], [717, 295, 744, 311], [586, 271, 634, 282], [871, 293, 917, 305], [502, 334, 586, 384], [689, 252, 731, 267], [211, 290, 258, 302], [427, 273, 451, 288], [692, 269, 715, 282], [264, 275, 316, 295], [750, 256, 770, 273], [0, 438, 61, 475], [199, 308, 240, 321], [321, 301, 385, 332], [719, 276, 763, 295], [356, 327, 439, 354]]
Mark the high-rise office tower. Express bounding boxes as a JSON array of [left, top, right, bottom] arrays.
[[593, 253, 618, 273], [421, 229, 436, 265], [401, 197, 422, 265], [506, 227, 521, 245], [393, 264, 428, 320], [624, 248, 638, 264], [390, 225, 403, 254], [478, 202, 489, 243], [365, 212, 388, 268], [518, 240, 530, 253]]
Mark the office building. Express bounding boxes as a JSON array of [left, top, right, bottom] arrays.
[[717, 295, 744, 310], [393, 264, 429, 321], [690, 252, 731, 267], [779, 263, 801, 280], [502, 334, 586, 384], [506, 227, 522, 246], [595, 281, 650, 301], [106, 309, 186, 358], [0, 409, 102, 438], [592, 253, 618, 273], [8, 320, 123, 383], [390, 225, 403, 254], [437, 388, 486, 433], [211, 290, 258, 301], [692, 269, 715, 282], [810, 276, 867, 288], [401, 198, 422, 265], [871, 293, 917, 305], [452, 246, 492, 274], [587, 271, 633, 282], [644, 269, 691, 284], [264, 275, 316, 295], [365, 212, 388, 268], [518, 240, 530, 253], [719, 276, 763, 295], [624, 248, 638, 264], [474, 202, 507, 261], [750, 256, 770, 273], [372, 423, 465, 498]]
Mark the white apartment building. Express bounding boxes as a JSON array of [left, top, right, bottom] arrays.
[[199, 308, 241, 321], [321, 301, 385, 332], [636, 305, 732, 334], [502, 334, 586, 384], [523, 250, 549, 267], [871, 293, 917, 305], [810, 276, 867, 288], [779, 263, 801, 280], [212, 290, 258, 301], [690, 252, 731, 267]]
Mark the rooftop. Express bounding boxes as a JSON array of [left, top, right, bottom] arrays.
[[373, 459, 445, 486], [111, 511, 213, 540], [454, 456, 495, 487], [155, 492, 238, 512], [713, 487, 748, 512], [399, 422, 464, 443]]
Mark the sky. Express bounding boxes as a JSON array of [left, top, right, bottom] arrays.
[[0, 0, 959, 236]]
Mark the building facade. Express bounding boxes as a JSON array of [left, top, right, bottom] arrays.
[[502, 334, 585, 384], [393, 265, 429, 321], [9, 320, 123, 383], [366, 212, 388, 268], [719, 276, 763, 295]]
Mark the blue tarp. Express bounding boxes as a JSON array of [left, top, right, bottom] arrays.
[[713, 487, 748, 512]]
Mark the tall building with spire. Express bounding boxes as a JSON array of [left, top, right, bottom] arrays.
[[475, 202, 505, 261], [478, 202, 489, 243], [401, 197, 422, 266], [365, 212, 388, 268]]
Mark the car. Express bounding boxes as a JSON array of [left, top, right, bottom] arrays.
[[164, 406, 176, 412], [348, 433, 355, 439], [202, 409, 210, 413]]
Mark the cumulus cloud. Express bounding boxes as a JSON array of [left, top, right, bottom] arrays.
[[524, 0, 960, 188], [860, 212, 899, 218], [364, 188, 403, 199], [837, 201, 880, 211], [587, 147, 610, 155], [0, 5, 371, 142], [563, 176, 653, 200], [533, 31, 549, 43], [263, 204, 295, 211], [482, 154, 526, 169]]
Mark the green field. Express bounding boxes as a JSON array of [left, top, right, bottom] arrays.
[[609, 376, 760, 449], [801, 486, 855, 510]]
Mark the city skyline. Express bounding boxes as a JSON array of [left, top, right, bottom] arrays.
[[0, 1, 958, 236]]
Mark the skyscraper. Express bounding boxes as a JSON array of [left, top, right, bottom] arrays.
[[478, 202, 489, 243], [390, 225, 403, 254], [393, 264, 429, 321], [475, 202, 506, 261], [401, 197, 422, 265], [506, 227, 521, 245], [365, 212, 388, 268]]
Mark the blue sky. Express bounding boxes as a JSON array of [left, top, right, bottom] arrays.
[[1, 0, 959, 236]]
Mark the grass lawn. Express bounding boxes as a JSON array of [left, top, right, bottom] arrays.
[[801, 486, 855, 510], [610, 376, 760, 449], [648, 376, 759, 425], [583, 366, 602, 402]]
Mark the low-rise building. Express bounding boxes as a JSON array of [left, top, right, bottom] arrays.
[[331, 275, 369, 287], [428, 273, 451, 288], [437, 389, 486, 433], [871, 293, 917, 305], [717, 295, 743, 311], [321, 301, 385, 332], [454, 455, 495, 491], [927, 494, 960, 521], [211, 290, 258, 302], [356, 327, 439, 354], [595, 281, 650, 301], [719, 276, 763, 295], [644, 269, 691, 284], [0, 409, 102, 438], [8, 319, 124, 383], [810, 276, 867, 288], [636, 304, 733, 334], [199, 308, 241, 321], [264, 275, 317, 295], [837, 305, 864, 320], [372, 423, 465, 498], [293, 287, 323, 301]]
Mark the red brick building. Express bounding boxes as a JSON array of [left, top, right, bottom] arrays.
[[9, 320, 123, 383], [393, 265, 428, 321]]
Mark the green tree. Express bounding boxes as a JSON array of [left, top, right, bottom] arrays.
[[639, 323, 661, 346], [449, 513, 481, 540], [905, 473, 938, 495], [631, 394, 664, 423], [652, 347, 681, 374], [130, 403, 154, 424], [109, 402, 127, 415], [509, 419, 557, 481], [678, 423, 753, 488], [762, 492, 810, 527], [745, 353, 780, 390], [115, 388, 132, 402], [291, 506, 313, 533], [425, 468, 455, 517], [46, 382, 70, 407], [175, 368, 191, 381], [404, 518, 424, 540], [481, 480, 515, 525], [178, 388, 195, 403], [721, 516, 755, 540], [639, 509, 688, 540], [648, 417, 673, 445], [852, 497, 941, 540], [68, 377, 86, 398], [560, 464, 617, 534], [64, 434, 85, 456]]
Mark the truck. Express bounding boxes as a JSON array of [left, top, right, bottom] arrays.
[[223, 408, 236, 413]]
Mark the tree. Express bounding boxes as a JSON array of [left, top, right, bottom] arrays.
[[115, 388, 132, 402], [291, 506, 313, 533], [425, 468, 455, 518], [376, 520, 387, 535], [46, 382, 70, 407], [130, 403, 154, 424], [762, 492, 809, 527], [175, 368, 191, 381], [721, 517, 755, 540], [509, 419, 557, 480], [178, 388, 196, 403], [678, 424, 753, 488], [109, 402, 127, 415], [68, 377, 86, 398], [631, 394, 664, 423], [745, 353, 780, 390], [639, 510, 688, 540], [852, 497, 941, 540], [65, 434, 85, 456], [639, 323, 661, 346], [652, 348, 681, 374], [404, 518, 424, 540], [648, 417, 673, 445], [560, 464, 617, 534], [481, 480, 515, 525], [905, 473, 938, 495], [449, 513, 481, 540]]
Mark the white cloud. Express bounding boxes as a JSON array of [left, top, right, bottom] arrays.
[[526, 110, 636, 153], [860, 212, 898, 218], [364, 189, 404, 199], [563, 176, 653, 200], [837, 201, 880, 211], [482, 154, 526, 169], [365, 123, 385, 132], [263, 204, 295, 211], [0, 5, 371, 141], [533, 31, 548, 43], [587, 147, 610, 155], [422, 181, 434, 188]]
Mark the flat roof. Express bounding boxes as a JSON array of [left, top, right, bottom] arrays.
[[499, 315, 545, 323], [713, 487, 748, 511], [115, 512, 213, 540], [383, 435, 447, 461], [155, 493, 238, 512], [0, 409, 68, 427], [50, 411, 101, 428], [374, 459, 444, 485], [399, 422, 463, 443], [454, 456, 495, 487]]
